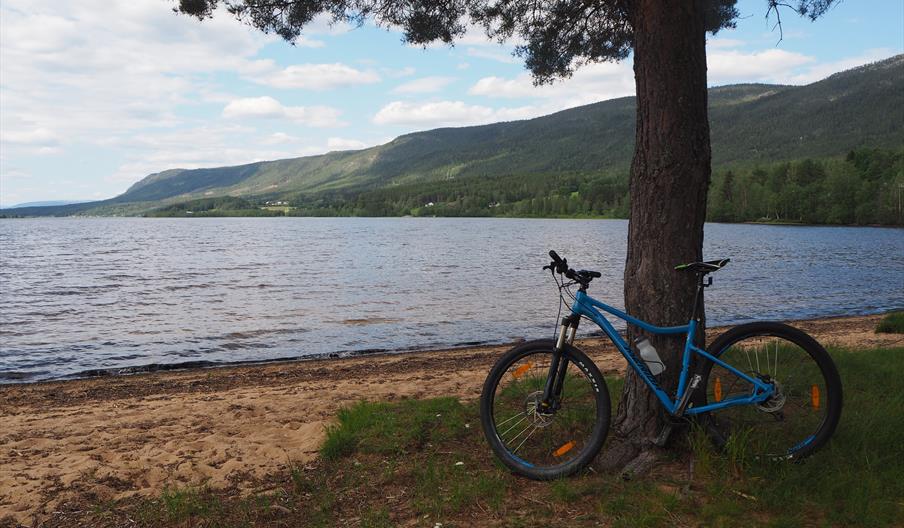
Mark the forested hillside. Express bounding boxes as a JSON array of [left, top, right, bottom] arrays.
[[3, 55, 902, 223], [277, 148, 902, 225]]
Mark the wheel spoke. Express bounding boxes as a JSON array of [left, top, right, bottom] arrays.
[[499, 415, 528, 440], [512, 425, 540, 454], [496, 410, 527, 428]]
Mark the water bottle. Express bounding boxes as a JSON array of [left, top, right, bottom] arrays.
[[635, 337, 665, 375]]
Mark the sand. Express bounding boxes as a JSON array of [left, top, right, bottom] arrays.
[[1, 314, 900, 524]]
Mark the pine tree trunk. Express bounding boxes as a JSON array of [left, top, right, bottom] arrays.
[[600, 0, 711, 471]]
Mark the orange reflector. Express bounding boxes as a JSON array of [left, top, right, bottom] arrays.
[[714, 377, 723, 402], [512, 362, 533, 379], [811, 385, 820, 410], [553, 441, 576, 457]]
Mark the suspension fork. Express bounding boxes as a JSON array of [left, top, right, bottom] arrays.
[[541, 315, 580, 410]]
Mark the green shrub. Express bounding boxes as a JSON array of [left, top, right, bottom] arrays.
[[875, 311, 904, 334]]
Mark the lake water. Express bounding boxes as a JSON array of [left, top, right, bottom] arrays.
[[1, 217, 902, 382]]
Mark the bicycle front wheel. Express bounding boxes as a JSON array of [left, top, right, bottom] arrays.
[[694, 322, 843, 461], [480, 340, 610, 480]]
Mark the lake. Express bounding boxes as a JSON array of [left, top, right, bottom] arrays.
[[1, 217, 902, 382]]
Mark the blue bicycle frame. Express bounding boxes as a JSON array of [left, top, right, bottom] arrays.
[[569, 290, 774, 416]]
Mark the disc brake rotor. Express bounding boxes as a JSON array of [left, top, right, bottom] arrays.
[[757, 380, 787, 413], [525, 391, 555, 427]]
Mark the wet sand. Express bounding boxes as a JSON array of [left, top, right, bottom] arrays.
[[1, 314, 900, 523]]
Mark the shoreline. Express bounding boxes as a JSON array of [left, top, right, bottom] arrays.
[[1, 313, 901, 523], [2, 215, 902, 228], [6, 309, 902, 386]]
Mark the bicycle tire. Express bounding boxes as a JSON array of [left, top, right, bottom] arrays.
[[480, 339, 611, 480], [693, 322, 843, 461]]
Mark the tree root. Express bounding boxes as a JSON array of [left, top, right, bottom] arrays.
[[594, 434, 667, 479]]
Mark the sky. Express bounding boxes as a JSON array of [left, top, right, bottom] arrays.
[[0, 0, 902, 206]]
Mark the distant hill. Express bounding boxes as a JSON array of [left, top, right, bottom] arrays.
[[5, 54, 903, 218], [3, 200, 92, 209]]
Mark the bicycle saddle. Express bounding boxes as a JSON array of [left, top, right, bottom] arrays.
[[674, 258, 730, 274]]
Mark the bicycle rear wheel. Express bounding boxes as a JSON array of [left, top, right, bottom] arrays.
[[694, 322, 842, 461], [480, 340, 610, 480]]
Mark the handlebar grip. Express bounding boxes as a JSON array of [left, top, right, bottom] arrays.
[[549, 250, 562, 263]]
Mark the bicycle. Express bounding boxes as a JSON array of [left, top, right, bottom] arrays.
[[480, 250, 843, 480]]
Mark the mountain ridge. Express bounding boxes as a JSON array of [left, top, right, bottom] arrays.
[[5, 54, 903, 217]]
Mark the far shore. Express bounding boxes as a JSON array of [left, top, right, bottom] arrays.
[[1, 313, 901, 524], [2, 214, 903, 229]]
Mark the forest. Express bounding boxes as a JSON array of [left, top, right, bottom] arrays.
[[271, 148, 902, 225]]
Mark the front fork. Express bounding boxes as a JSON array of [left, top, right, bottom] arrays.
[[540, 315, 580, 412]]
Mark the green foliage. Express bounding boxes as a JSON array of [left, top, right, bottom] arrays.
[[286, 170, 629, 218], [144, 196, 284, 217], [133, 486, 223, 524], [283, 148, 903, 225], [875, 311, 904, 334], [707, 148, 904, 225], [321, 397, 468, 460]]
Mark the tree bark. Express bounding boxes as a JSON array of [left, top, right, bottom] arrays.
[[600, 0, 712, 471]]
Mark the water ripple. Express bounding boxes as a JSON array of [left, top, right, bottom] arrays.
[[0, 217, 902, 383]]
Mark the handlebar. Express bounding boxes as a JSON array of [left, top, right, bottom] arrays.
[[546, 250, 568, 274], [544, 250, 601, 287]]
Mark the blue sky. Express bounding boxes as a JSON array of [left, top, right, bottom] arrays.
[[1, 0, 901, 206]]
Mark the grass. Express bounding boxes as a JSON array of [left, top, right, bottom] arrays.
[[43, 346, 904, 528], [875, 311, 904, 333]]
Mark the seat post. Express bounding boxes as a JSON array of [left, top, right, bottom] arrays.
[[690, 273, 706, 323]]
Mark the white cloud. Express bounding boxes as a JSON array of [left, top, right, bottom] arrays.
[[222, 97, 286, 119], [468, 61, 635, 106], [391, 76, 456, 94], [469, 76, 534, 98], [374, 101, 491, 127], [327, 137, 368, 150], [373, 100, 544, 128], [707, 48, 898, 85], [786, 48, 897, 84], [0, 0, 275, 141], [255, 63, 380, 90], [262, 132, 302, 145], [382, 66, 417, 78], [303, 13, 353, 36], [222, 97, 344, 127], [707, 49, 814, 84], [2, 128, 60, 146]]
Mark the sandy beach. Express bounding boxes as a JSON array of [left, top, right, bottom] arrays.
[[1, 314, 900, 524]]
